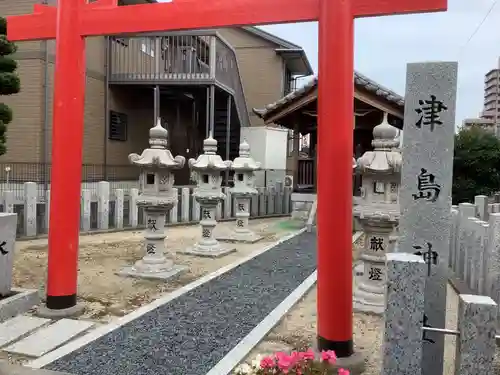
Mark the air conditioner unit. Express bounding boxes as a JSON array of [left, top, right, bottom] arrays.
[[284, 175, 293, 187]]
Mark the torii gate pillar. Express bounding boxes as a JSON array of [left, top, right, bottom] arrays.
[[6, 0, 447, 364]]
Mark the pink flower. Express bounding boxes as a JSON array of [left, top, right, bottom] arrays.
[[338, 368, 350, 375], [275, 352, 294, 373], [300, 348, 315, 361], [320, 350, 337, 364], [260, 356, 275, 369]]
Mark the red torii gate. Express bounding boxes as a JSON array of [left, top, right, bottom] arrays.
[[7, 0, 446, 359]]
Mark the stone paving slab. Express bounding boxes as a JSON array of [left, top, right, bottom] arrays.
[[44, 231, 317, 375], [5, 319, 94, 357], [0, 363, 73, 375], [0, 316, 51, 348]]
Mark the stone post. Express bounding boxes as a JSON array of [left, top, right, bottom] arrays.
[[3, 191, 13, 214], [118, 119, 186, 280], [115, 188, 124, 229], [97, 181, 110, 230], [80, 189, 91, 232], [45, 189, 50, 232], [474, 195, 489, 221], [24, 182, 37, 237], [218, 140, 262, 243], [381, 253, 426, 375], [181, 135, 235, 257], [0, 213, 18, 296], [353, 113, 401, 315], [129, 188, 139, 228], [455, 294, 497, 375]]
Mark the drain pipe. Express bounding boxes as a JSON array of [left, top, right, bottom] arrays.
[[103, 36, 110, 180], [42, 0, 50, 191]]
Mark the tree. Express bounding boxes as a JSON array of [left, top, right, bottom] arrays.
[[452, 126, 500, 204], [0, 16, 20, 155]]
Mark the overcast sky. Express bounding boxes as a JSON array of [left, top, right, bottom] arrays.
[[259, 0, 500, 125]]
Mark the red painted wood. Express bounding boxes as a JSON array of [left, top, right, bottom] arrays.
[[7, 0, 319, 41], [45, 0, 87, 303], [353, 0, 447, 18], [317, 0, 354, 348]]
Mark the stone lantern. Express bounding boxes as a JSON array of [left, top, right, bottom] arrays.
[[353, 113, 401, 314], [181, 134, 235, 257], [118, 119, 187, 280], [218, 140, 262, 243]]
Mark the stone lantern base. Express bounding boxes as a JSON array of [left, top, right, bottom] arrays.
[[179, 197, 236, 258], [118, 264, 187, 282], [217, 232, 263, 244], [352, 208, 399, 316], [180, 243, 237, 258], [217, 195, 263, 243], [353, 288, 386, 315], [118, 206, 187, 281]]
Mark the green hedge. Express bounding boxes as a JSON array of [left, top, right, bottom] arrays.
[[0, 16, 20, 155]]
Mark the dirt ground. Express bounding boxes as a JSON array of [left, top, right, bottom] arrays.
[[13, 218, 300, 323], [239, 234, 500, 374]]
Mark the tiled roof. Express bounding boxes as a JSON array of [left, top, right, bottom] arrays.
[[253, 72, 404, 118]]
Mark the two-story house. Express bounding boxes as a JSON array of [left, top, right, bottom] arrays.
[[0, 0, 313, 186]]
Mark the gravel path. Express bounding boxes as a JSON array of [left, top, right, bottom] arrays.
[[13, 218, 294, 322], [44, 231, 317, 375]]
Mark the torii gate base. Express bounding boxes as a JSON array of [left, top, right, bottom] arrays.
[[7, 0, 447, 366]]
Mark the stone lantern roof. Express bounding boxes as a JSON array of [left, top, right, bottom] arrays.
[[128, 119, 185, 169], [188, 135, 231, 171], [231, 140, 261, 171], [356, 113, 402, 174]]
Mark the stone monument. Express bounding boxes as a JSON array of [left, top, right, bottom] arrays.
[[398, 62, 457, 375], [217, 140, 262, 243], [0, 213, 18, 296], [118, 119, 187, 280], [353, 113, 401, 314], [181, 134, 235, 257]]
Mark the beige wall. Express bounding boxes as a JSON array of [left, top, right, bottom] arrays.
[[0, 0, 43, 162], [0, 0, 109, 165], [2, 0, 42, 54], [107, 86, 152, 165], [0, 59, 44, 163], [217, 28, 285, 127]]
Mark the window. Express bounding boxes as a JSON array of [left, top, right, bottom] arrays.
[[141, 38, 155, 57], [109, 111, 128, 141], [373, 181, 385, 194], [146, 173, 155, 185]]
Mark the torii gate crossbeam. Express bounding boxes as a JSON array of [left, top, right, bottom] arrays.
[[7, 0, 447, 361]]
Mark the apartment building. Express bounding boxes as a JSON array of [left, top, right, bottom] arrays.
[[470, 57, 500, 137], [0, 0, 313, 185], [462, 117, 496, 134]]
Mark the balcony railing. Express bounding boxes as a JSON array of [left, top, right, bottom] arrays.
[[108, 33, 250, 129], [109, 34, 212, 82]]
